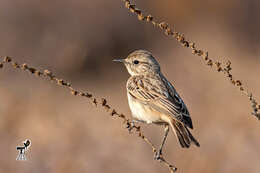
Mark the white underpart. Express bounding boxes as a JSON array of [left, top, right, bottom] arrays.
[[127, 93, 163, 124]]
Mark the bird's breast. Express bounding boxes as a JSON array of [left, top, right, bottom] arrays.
[[127, 92, 165, 124]]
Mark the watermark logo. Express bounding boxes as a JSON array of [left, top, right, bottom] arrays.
[[16, 139, 31, 161]]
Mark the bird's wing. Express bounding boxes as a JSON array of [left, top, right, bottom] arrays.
[[127, 75, 193, 129]]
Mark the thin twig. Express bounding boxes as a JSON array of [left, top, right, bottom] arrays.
[[122, 0, 260, 120], [0, 56, 177, 172]]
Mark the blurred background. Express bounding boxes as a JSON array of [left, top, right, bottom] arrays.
[[0, 0, 260, 172]]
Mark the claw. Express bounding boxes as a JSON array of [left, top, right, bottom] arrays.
[[169, 165, 178, 172], [154, 151, 162, 160]]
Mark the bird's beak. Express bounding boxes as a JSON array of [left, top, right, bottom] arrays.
[[113, 59, 125, 63]]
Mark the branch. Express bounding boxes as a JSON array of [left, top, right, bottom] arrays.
[[0, 56, 177, 172]]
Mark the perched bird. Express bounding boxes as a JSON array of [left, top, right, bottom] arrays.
[[113, 50, 199, 159]]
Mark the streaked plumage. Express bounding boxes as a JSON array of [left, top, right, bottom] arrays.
[[114, 50, 199, 149]]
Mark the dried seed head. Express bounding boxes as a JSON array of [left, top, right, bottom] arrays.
[[129, 5, 136, 13], [65, 82, 71, 87], [225, 61, 232, 72], [35, 71, 41, 76], [215, 62, 222, 72], [57, 79, 64, 86], [22, 64, 28, 70], [146, 15, 153, 22], [137, 14, 145, 20], [104, 105, 111, 111], [86, 93, 92, 98], [165, 28, 173, 35], [125, 1, 130, 8], [226, 61, 231, 66], [101, 98, 107, 106], [207, 59, 213, 66], [134, 8, 141, 15], [119, 114, 125, 119], [235, 80, 242, 86], [227, 74, 233, 79], [79, 92, 85, 96], [111, 109, 117, 116], [44, 70, 52, 76], [92, 98, 97, 106], [159, 22, 169, 30], [197, 50, 203, 56], [4, 56, 11, 62], [215, 62, 221, 67], [71, 90, 78, 96], [203, 52, 209, 60], [12, 62, 19, 68], [182, 41, 189, 47], [217, 67, 222, 72], [28, 68, 36, 74], [176, 34, 185, 42], [189, 42, 195, 48]]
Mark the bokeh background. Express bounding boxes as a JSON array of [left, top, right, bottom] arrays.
[[0, 0, 260, 172]]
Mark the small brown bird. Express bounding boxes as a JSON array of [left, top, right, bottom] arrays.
[[114, 50, 199, 159]]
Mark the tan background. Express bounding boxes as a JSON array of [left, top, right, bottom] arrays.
[[0, 0, 260, 172]]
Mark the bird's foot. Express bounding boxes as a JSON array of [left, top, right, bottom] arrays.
[[154, 150, 162, 160]]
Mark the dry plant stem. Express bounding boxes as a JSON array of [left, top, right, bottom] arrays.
[[0, 56, 177, 173], [122, 0, 260, 120]]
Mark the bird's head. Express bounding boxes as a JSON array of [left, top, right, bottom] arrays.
[[113, 50, 161, 76]]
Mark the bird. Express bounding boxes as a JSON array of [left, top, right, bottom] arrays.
[[113, 50, 200, 159]]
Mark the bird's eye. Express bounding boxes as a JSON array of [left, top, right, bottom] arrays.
[[133, 60, 139, 64]]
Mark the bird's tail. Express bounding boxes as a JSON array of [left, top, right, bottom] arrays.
[[169, 119, 200, 148]]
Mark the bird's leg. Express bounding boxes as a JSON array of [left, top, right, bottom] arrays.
[[154, 124, 169, 160]]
